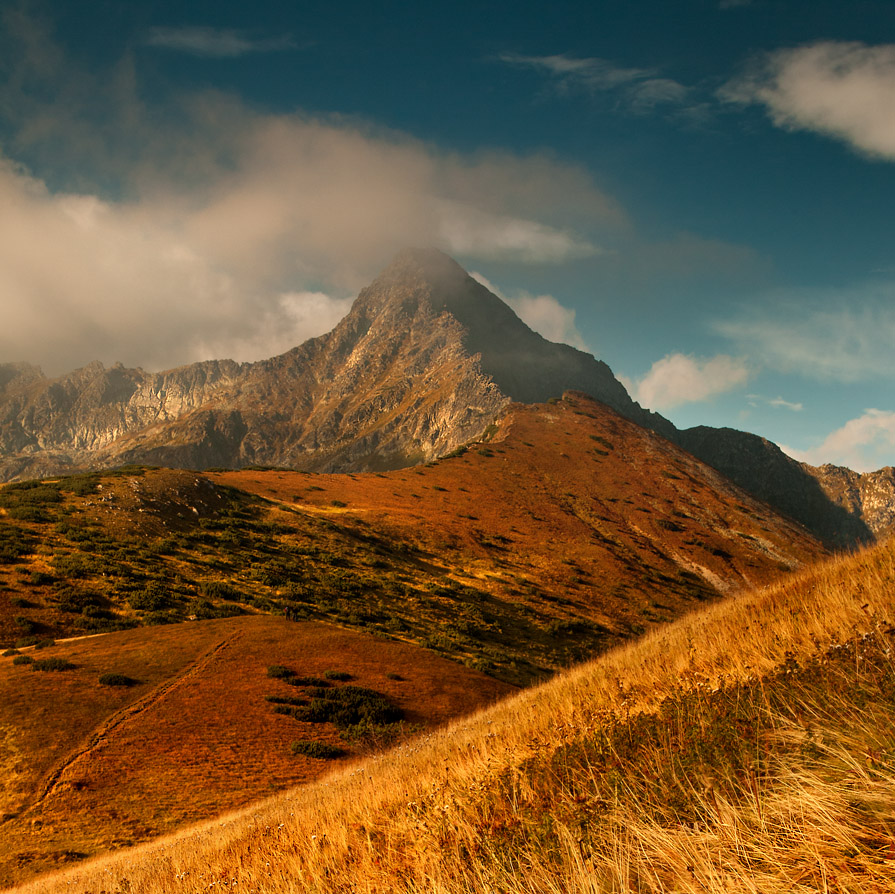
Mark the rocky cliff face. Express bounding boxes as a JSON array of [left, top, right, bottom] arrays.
[[1, 248, 891, 550], [0, 249, 660, 480], [803, 463, 895, 540]]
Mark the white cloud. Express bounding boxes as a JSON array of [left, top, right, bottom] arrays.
[[470, 273, 589, 350], [628, 353, 751, 410], [781, 409, 895, 472], [439, 201, 598, 263], [768, 396, 803, 412], [0, 80, 619, 374], [499, 52, 689, 112], [716, 288, 895, 382], [723, 41, 895, 159], [145, 27, 296, 58]]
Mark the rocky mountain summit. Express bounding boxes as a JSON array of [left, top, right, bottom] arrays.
[[0, 249, 664, 480], [0, 248, 891, 548]]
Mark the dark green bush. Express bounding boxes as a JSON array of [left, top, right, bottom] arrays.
[[13, 616, 38, 634], [128, 582, 171, 612], [286, 675, 330, 687], [53, 584, 103, 613], [64, 476, 100, 496], [199, 580, 241, 601], [0, 523, 34, 564], [12, 655, 32, 666], [323, 670, 352, 681], [6, 505, 50, 522], [98, 673, 138, 687], [289, 740, 344, 759], [2, 648, 20, 657], [267, 664, 295, 679], [265, 695, 307, 706], [293, 685, 402, 729], [52, 552, 103, 579], [31, 657, 74, 672]]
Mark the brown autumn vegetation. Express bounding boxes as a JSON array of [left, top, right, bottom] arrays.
[[12, 531, 895, 894], [0, 393, 835, 887], [0, 394, 825, 686], [0, 615, 512, 885]]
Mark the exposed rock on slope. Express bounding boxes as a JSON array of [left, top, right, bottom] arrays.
[[804, 463, 895, 540], [0, 249, 662, 480]]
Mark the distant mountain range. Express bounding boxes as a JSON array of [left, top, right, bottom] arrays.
[[1, 248, 892, 547]]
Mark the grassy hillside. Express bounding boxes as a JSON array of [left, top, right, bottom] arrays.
[[0, 394, 825, 687], [0, 616, 512, 885], [14, 535, 895, 893]]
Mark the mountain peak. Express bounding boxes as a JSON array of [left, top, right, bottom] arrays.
[[377, 246, 468, 285]]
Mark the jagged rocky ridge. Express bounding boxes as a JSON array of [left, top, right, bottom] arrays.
[[0, 248, 891, 548]]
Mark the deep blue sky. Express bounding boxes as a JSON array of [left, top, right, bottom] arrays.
[[2, 0, 895, 469]]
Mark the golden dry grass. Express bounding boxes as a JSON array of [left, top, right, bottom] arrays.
[[14, 535, 895, 893]]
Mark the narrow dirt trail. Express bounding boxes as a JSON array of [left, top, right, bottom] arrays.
[[27, 633, 240, 812]]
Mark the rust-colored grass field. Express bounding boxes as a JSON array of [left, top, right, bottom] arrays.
[[217, 392, 824, 625], [0, 393, 834, 888], [0, 615, 512, 886], [1, 395, 825, 686], [13, 534, 895, 894]]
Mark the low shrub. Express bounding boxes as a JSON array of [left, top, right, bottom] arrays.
[[13, 616, 38, 633], [289, 740, 344, 760], [199, 580, 241, 601], [293, 685, 402, 729], [2, 648, 20, 657], [31, 657, 75, 672], [98, 673, 139, 687], [267, 664, 294, 679], [128, 582, 171, 612], [265, 695, 307, 706], [286, 675, 330, 687], [12, 655, 32, 666], [323, 670, 352, 681]]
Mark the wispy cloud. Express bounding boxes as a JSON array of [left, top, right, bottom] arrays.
[[470, 273, 589, 351], [715, 286, 895, 382], [746, 394, 804, 411], [781, 409, 895, 472], [722, 41, 895, 159], [145, 26, 296, 58], [499, 52, 689, 112], [768, 396, 804, 412], [625, 353, 751, 411]]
